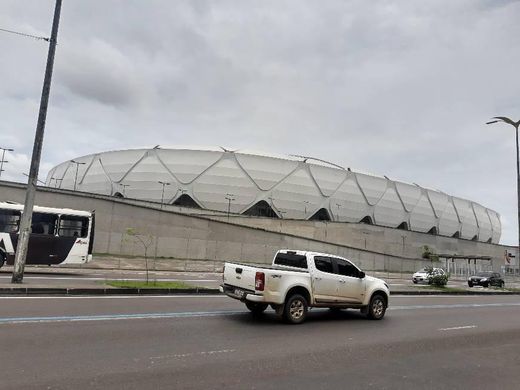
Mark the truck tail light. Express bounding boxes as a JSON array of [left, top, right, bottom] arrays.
[[255, 272, 265, 291]]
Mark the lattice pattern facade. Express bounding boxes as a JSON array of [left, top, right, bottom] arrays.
[[46, 147, 501, 243]]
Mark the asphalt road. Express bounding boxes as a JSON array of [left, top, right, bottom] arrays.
[[0, 295, 519, 389]]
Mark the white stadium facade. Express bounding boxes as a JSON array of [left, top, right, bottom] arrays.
[[46, 146, 501, 244]]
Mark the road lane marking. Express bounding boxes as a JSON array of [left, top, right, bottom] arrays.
[[438, 325, 477, 331], [389, 303, 520, 310], [150, 349, 236, 360], [0, 302, 519, 325], [0, 310, 245, 325]]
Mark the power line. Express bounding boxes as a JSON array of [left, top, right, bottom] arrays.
[[0, 27, 49, 42]]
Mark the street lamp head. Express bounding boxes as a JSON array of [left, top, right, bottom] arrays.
[[487, 116, 520, 127]]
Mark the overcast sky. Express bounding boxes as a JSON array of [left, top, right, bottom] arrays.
[[1, 0, 519, 244]]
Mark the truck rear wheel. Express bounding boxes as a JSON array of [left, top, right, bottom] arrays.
[[283, 294, 308, 324], [245, 302, 268, 315]]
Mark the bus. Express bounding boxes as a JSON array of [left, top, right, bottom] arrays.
[[0, 201, 95, 268]]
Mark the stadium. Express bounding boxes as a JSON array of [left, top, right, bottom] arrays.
[[46, 146, 501, 244]]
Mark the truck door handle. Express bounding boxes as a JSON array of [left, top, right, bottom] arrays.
[[339, 280, 346, 284], [315, 277, 322, 281]]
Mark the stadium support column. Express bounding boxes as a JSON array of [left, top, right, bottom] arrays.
[[12, 0, 62, 284]]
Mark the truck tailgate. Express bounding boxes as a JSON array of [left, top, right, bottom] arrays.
[[223, 263, 259, 292]]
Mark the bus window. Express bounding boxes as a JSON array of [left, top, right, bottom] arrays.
[[31, 213, 58, 235], [58, 215, 89, 238], [0, 209, 21, 233]]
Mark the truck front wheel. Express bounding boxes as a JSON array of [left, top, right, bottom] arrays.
[[283, 294, 308, 324], [367, 294, 387, 320], [245, 301, 268, 315]]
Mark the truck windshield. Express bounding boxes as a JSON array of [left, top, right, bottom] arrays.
[[274, 252, 307, 269]]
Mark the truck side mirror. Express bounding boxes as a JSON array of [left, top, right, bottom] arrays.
[[358, 271, 365, 279]]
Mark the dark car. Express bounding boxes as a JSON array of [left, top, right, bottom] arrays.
[[468, 271, 504, 288]]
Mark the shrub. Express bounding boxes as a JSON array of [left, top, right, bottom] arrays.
[[424, 265, 449, 286]]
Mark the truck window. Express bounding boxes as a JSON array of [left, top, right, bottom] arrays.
[[335, 258, 359, 277], [314, 256, 333, 273], [274, 252, 308, 269]]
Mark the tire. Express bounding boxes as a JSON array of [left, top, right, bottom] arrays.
[[412, 280, 418, 284], [367, 294, 387, 320], [245, 301, 268, 315], [500, 281, 505, 288], [483, 282, 489, 288], [0, 252, 5, 268], [468, 282, 473, 288], [283, 294, 308, 324]]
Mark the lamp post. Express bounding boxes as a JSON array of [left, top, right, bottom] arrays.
[[70, 160, 86, 191], [55, 178, 63, 188], [335, 203, 341, 222], [487, 116, 520, 275], [158, 181, 170, 209], [0, 147, 14, 179], [225, 193, 235, 221], [120, 183, 130, 197], [303, 200, 310, 217], [22, 173, 45, 185]]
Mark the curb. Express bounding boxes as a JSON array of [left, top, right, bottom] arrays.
[[0, 287, 222, 296]]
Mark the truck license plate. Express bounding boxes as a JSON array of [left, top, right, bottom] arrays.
[[234, 288, 244, 297]]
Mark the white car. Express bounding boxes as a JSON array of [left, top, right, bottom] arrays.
[[412, 268, 445, 284]]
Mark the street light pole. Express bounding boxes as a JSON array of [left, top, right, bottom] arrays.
[[158, 181, 170, 209], [487, 116, 520, 276], [120, 183, 130, 197], [12, 0, 62, 284], [71, 160, 86, 191], [0, 147, 14, 179], [225, 193, 235, 221], [22, 173, 45, 185]]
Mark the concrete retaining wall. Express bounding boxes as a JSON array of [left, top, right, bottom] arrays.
[[0, 181, 511, 272]]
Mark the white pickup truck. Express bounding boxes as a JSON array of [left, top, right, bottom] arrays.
[[220, 249, 389, 324]]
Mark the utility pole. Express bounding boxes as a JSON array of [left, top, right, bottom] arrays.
[[0, 147, 14, 179], [12, 0, 62, 284]]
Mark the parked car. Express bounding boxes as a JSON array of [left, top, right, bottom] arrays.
[[412, 268, 445, 284], [220, 249, 390, 324], [468, 271, 504, 288]]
